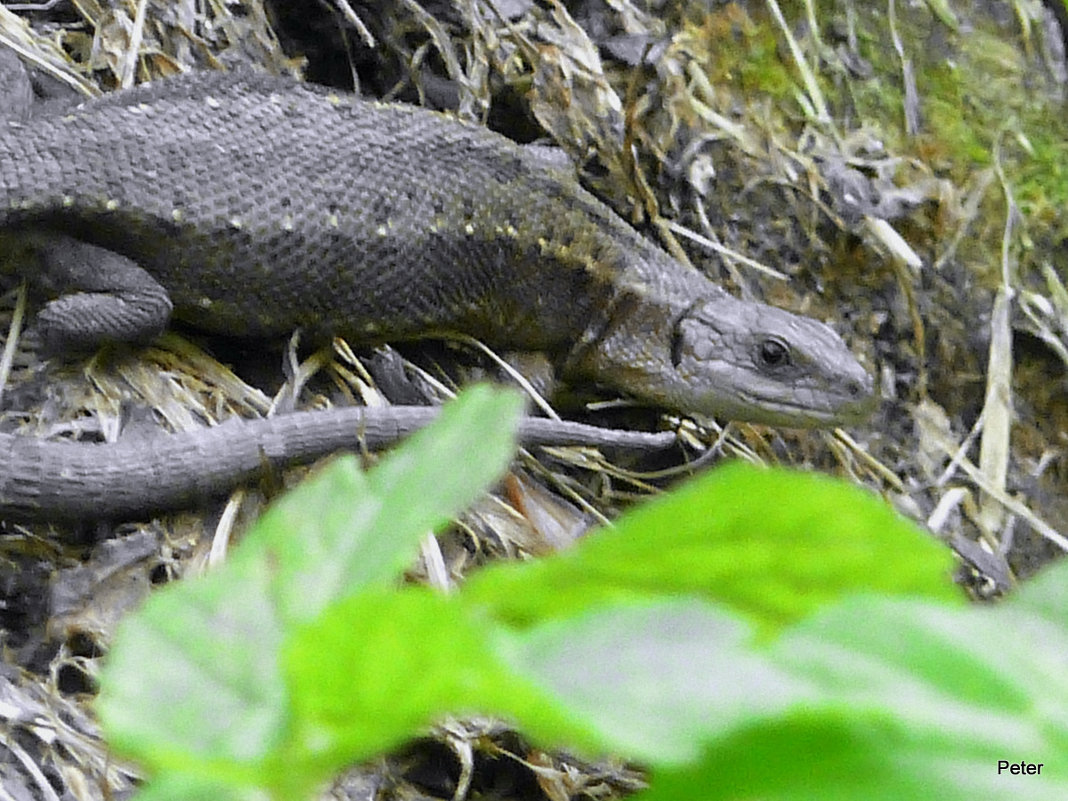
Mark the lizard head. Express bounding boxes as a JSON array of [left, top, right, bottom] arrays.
[[666, 294, 875, 427]]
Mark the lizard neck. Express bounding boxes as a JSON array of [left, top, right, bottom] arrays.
[[561, 266, 713, 410]]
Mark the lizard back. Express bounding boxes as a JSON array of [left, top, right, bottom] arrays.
[[0, 70, 690, 349], [0, 68, 875, 426]]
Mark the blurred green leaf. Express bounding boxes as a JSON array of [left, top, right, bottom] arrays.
[[631, 573, 1068, 800], [490, 598, 807, 764], [283, 587, 599, 773], [97, 386, 523, 796], [462, 462, 959, 635], [102, 408, 1043, 801]]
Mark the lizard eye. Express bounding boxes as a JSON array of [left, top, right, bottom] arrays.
[[757, 337, 790, 369]]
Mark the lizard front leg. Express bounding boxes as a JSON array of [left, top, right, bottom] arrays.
[[3, 230, 173, 351]]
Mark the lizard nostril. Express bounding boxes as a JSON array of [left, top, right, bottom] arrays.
[[847, 373, 874, 400]]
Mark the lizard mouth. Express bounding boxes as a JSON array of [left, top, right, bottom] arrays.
[[735, 376, 877, 427]]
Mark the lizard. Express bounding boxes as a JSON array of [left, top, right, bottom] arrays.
[[0, 64, 875, 522]]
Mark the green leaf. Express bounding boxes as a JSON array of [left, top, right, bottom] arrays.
[[96, 386, 523, 791], [635, 710, 1000, 801], [94, 548, 289, 782], [489, 573, 1068, 798], [100, 415, 1018, 801], [123, 775, 261, 801], [281, 587, 599, 774], [632, 575, 1068, 800], [490, 598, 810, 764], [771, 595, 1068, 763], [463, 462, 959, 635]]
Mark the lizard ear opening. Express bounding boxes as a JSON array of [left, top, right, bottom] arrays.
[[670, 307, 721, 370], [670, 319, 685, 368]]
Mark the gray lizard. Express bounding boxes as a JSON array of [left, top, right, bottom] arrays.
[[0, 62, 874, 520]]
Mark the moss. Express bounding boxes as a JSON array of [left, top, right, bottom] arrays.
[[683, 5, 797, 100]]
